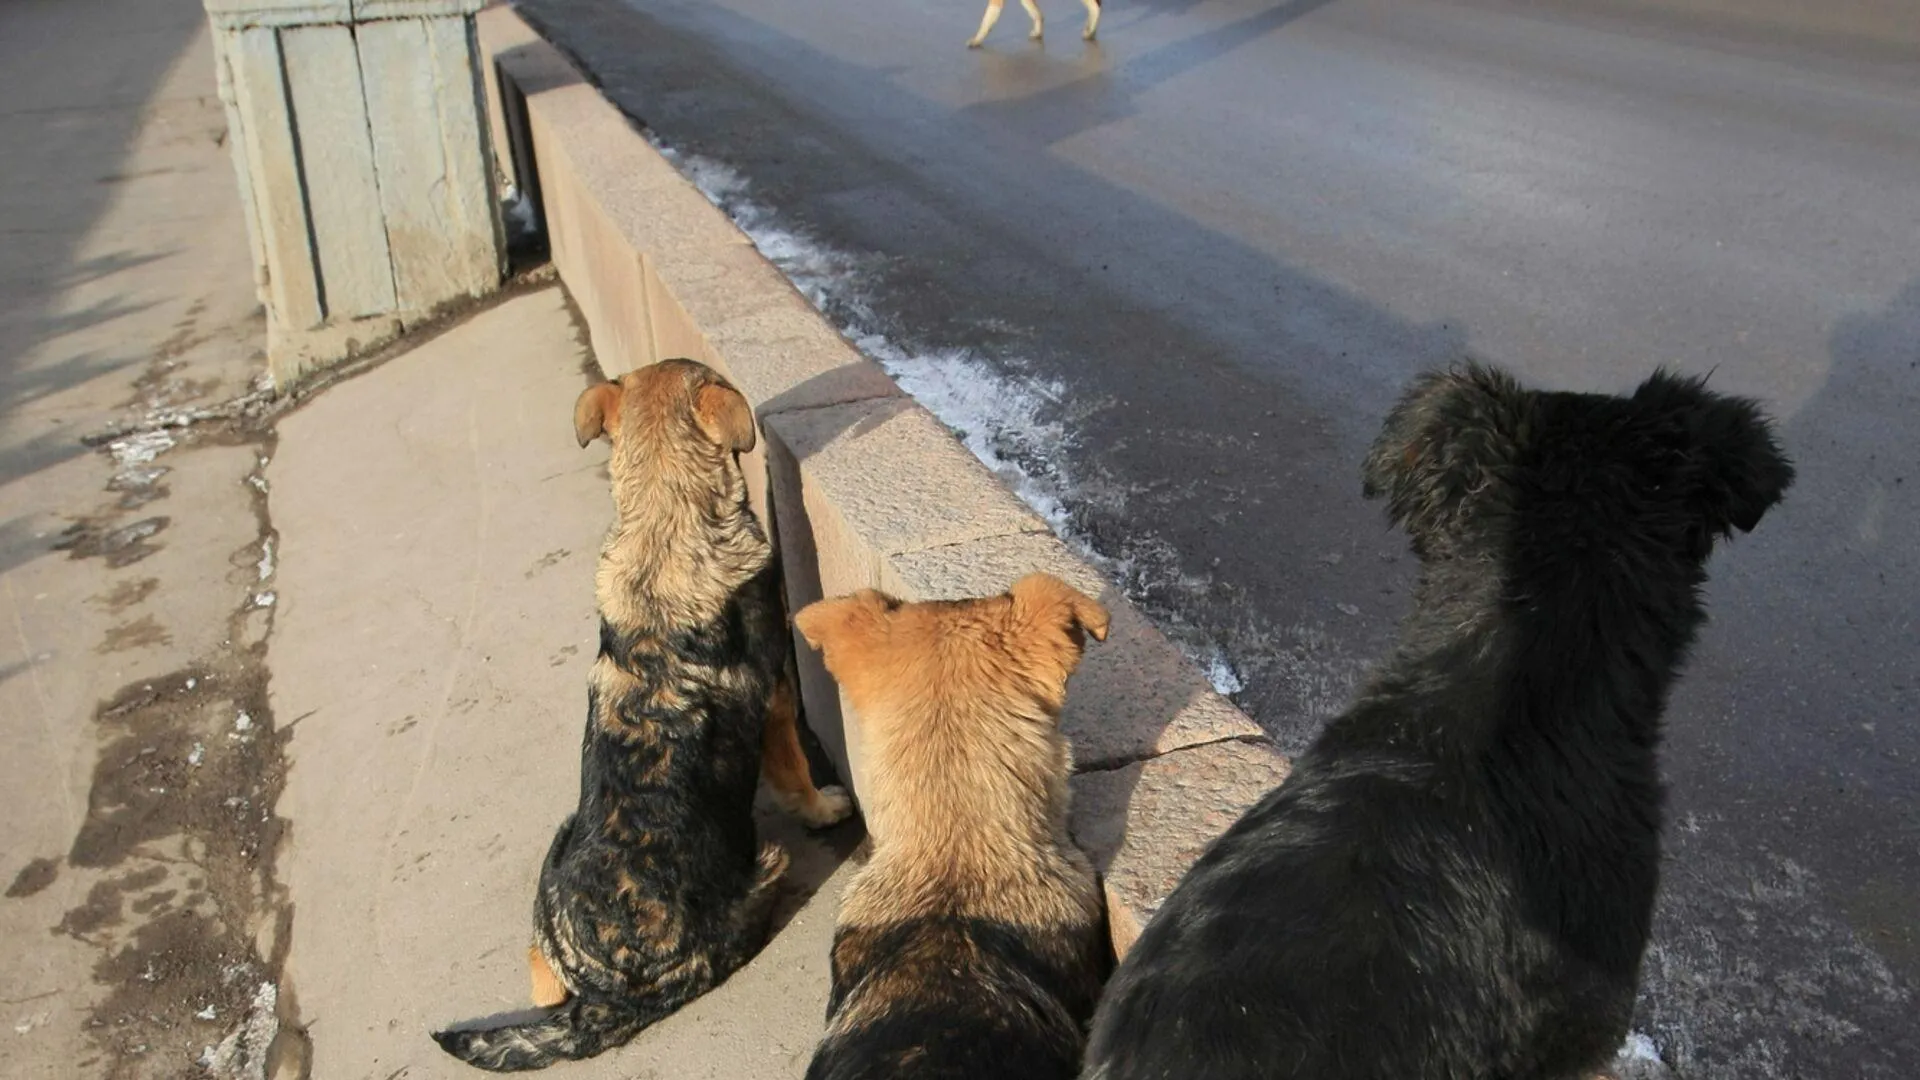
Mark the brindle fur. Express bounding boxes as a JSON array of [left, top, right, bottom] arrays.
[[795, 576, 1115, 1080], [433, 359, 847, 1071]]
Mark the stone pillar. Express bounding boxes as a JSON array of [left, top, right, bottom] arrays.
[[205, 0, 505, 386]]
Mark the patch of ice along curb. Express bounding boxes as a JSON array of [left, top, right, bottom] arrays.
[[1603, 1031, 1672, 1079], [1205, 651, 1246, 696], [198, 982, 277, 1080]]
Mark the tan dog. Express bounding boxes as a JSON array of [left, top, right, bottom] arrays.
[[969, 0, 1101, 47], [794, 575, 1114, 1080]]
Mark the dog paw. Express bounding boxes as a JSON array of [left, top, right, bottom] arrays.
[[800, 785, 854, 829], [967, 36, 985, 48]]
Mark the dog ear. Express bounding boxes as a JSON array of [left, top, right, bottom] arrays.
[[573, 381, 621, 448], [794, 590, 895, 661], [1010, 573, 1110, 644], [1362, 363, 1524, 541], [1632, 370, 1795, 535], [693, 382, 757, 454]]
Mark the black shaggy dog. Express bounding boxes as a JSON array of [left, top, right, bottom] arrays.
[[1082, 363, 1794, 1080], [433, 360, 848, 1071]]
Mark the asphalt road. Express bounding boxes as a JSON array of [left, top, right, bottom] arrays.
[[516, 0, 1919, 1074]]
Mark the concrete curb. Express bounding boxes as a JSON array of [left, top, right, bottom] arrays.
[[475, 4, 1287, 955]]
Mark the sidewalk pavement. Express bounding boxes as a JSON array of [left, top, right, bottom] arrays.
[[1, 2, 852, 1077], [2, 2, 281, 1076], [269, 286, 856, 1080]]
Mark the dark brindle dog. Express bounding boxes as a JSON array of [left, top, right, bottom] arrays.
[[795, 575, 1115, 1080], [434, 359, 850, 1071], [1083, 364, 1794, 1080]]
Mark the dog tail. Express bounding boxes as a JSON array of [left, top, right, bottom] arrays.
[[432, 996, 666, 1072], [434, 843, 789, 1072], [432, 814, 662, 1072]]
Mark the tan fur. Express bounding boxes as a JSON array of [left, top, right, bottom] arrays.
[[574, 360, 850, 830], [793, 574, 1108, 934], [693, 381, 756, 453], [529, 946, 567, 1007], [573, 381, 621, 447], [579, 363, 768, 634], [762, 668, 851, 827]]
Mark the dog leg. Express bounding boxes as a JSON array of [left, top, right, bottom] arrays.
[[1081, 0, 1101, 40], [761, 670, 853, 828], [968, 0, 1004, 47], [529, 945, 569, 1008], [1021, 0, 1045, 40]]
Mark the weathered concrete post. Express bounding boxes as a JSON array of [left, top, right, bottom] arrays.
[[205, 0, 505, 386]]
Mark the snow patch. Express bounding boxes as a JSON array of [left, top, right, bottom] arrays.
[[256, 536, 274, 582], [199, 982, 277, 1080], [859, 337, 1075, 533], [1636, 831, 1910, 1077], [110, 465, 169, 490], [1621, 1031, 1662, 1061], [109, 429, 175, 468], [502, 184, 539, 240], [14, 1012, 48, 1035], [1205, 651, 1246, 696], [1603, 1031, 1672, 1079]]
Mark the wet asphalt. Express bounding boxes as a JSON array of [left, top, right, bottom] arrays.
[[515, 0, 1919, 1074]]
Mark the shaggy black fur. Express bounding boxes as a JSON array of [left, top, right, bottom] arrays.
[[1081, 363, 1794, 1080]]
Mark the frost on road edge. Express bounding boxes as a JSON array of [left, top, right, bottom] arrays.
[[659, 145, 1250, 705]]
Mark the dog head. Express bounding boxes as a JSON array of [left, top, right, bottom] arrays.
[[795, 575, 1107, 845], [1363, 362, 1793, 561], [795, 574, 1108, 745], [574, 358, 755, 512], [574, 358, 754, 453]]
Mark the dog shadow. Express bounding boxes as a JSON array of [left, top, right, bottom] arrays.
[[436, 1005, 553, 1034], [961, 0, 1341, 146]]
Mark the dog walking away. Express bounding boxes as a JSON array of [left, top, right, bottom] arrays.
[[969, 0, 1101, 47], [433, 359, 851, 1072], [795, 575, 1116, 1080], [1082, 363, 1794, 1080]]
